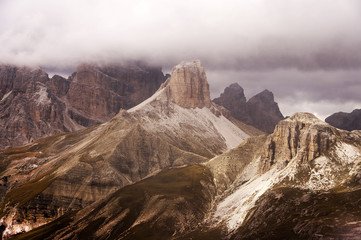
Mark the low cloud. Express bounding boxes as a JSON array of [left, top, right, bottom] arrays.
[[1, 0, 360, 118], [207, 69, 361, 120], [1, 0, 361, 71]]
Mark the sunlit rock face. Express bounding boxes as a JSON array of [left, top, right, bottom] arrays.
[[167, 60, 211, 108], [259, 113, 337, 173]]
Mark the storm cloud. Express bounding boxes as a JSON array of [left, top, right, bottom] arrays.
[[1, 0, 360, 119]]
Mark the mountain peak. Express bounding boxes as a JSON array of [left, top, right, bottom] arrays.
[[224, 83, 245, 96], [213, 82, 246, 104], [325, 108, 361, 131], [259, 112, 336, 173], [248, 89, 274, 103], [287, 112, 325, 124], [228, 82, 243, 90], [167, 60, 211, 108]]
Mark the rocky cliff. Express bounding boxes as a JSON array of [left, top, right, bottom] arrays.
[[208, 112, 361, 237], [0, 66, 69, 150], [213, 83, 284, 133], [212, 83, 249, 123], [259, 112, 337, 173], [167, 60, 211, 108], [67, 63, 165, 122], [0, 63, 166, 150], [325, 108, 361, 131]]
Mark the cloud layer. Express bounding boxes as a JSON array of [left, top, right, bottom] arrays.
[[207, 69, 361, 119], [1, 0, 361, 70], [1, 0, 360, 119]]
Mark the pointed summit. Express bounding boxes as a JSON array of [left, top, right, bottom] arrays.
[[325, 108, 361, 131], [167, 60, 211, 108], [213, 82, 249, 123], [213, 85, 284, 133], [247, 89, 284, 133]]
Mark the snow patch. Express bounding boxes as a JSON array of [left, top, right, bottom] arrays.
[[212, 150, 359, 231], [214, 168, 279, 230], [287, 112, 327, 125], [194, 107, 248, 149], [1, 90, 12, 102], [304, 156, 336, 190], [144, 105, 248, 150], [128, 87, 249, 150], [335, 142, 361, 165], [34, 84, 51, 105], [128, 88, 165, 112]]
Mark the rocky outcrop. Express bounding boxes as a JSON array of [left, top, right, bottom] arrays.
[[0, 63, 165, 150], [167, 60, 211, 108], [213, 83, 249, 123], [213, 83, 284, 133], [247, 90, 284, 133], [67, 63, 165, 122], [325, 109, 361, 131], [0, 66, 68, 149], [259, 113, 337, 173]]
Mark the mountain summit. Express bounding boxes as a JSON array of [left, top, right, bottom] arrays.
[[326, 108, 361, 131], [167, 60, 211, 108], [214, 83, 284, 133]]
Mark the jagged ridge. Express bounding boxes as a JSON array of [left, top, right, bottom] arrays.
[[213, 82, 284, 133]]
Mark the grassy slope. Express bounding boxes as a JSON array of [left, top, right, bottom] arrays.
[[0, 126, 98, 217], [13, 164, 215, 240]]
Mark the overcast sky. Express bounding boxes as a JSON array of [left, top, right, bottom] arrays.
[[1, 0, 361, 119]]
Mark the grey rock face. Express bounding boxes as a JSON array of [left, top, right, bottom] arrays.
[[0, 66, 68, 149], [213, 83, 284, 133], [213, 83, 249, 123], [67, 63, 165, 122], [247, 89, 284, 133], [325, 109, 361, 131]]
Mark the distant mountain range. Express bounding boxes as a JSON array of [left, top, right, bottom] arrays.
[[1, 60, 360, 239]]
